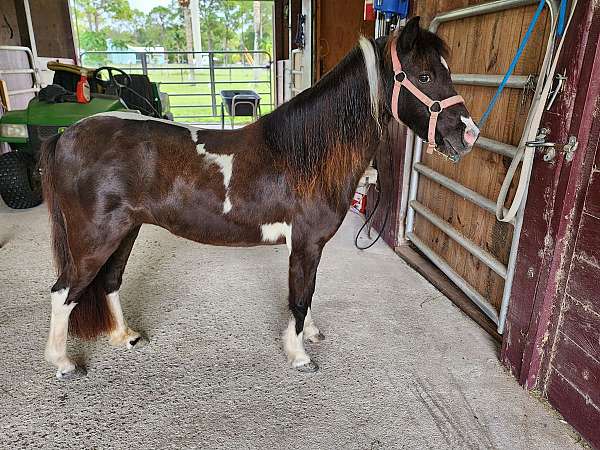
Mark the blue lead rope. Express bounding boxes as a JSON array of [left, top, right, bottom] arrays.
[[557, 0, 567, 36], [478, 0, 546, 129]]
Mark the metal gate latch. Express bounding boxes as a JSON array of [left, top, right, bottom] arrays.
[[526, 128, 557, 162], [526, 131, 578, 163]]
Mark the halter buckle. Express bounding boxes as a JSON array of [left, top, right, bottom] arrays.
[[428, 101, 442, 113], [394, 71, 406, 83]]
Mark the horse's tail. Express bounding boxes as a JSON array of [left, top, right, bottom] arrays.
[[40, 134, 70, 274], [40, 134, 114, 339]]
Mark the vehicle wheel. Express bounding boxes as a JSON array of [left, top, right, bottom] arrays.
[[0, 151, 42, 209]]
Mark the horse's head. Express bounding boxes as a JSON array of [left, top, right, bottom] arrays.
[[386, 17, 479, 162]]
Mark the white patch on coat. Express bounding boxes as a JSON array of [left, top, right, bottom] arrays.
[[196, 142, 206, 155], [283, 316, 311, 368], [261, 222, 292, 254], [204, 153, 234, 214], [440, 56, 449, 70], [90, 111, 201, 145], [223, 197, 232, 214], [106, 291, 141, 348], [45, 288, 77, 377], [358, 36, 381, 129]]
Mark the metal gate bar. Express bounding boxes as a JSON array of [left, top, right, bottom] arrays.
[[0, 45, 41, 98], [401, 0, 558, 334], [412, 162, 510, 218], [451, 73, 534, 88], [80, 50, 274, 125], [476, 137, 519, 158], [407, 232, 500, 322], [410, 200, 508, 278]]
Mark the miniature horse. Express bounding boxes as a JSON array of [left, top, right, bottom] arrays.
[[41, 18, 479, 379]]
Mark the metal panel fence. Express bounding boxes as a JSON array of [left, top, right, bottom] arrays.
[[400, 0, 559, 333], [80, 50, 274, 125]]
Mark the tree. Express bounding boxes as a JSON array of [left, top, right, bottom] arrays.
[[179, 0, 195, 65], [73, 0, 274, 63], [75, 0, 134, 33]]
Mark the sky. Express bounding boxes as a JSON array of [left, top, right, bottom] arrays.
[[128, 0, 173, 14]]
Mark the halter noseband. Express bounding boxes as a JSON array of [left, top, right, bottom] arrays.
[[391, 37, 465, 154]]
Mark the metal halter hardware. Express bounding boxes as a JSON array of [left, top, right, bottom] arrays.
[[390, 37, 465, 154]]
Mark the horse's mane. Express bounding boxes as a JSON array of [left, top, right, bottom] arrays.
[[262, 43, 378, 198]]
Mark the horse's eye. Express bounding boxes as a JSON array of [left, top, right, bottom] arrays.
[[418, 73, 432, 84]]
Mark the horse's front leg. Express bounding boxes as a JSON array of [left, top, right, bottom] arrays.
[[283, 243, 323, 372]]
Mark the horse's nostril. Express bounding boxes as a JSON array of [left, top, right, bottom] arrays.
[[464, 129, 478, 147]]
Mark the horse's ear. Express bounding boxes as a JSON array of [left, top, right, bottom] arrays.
[[399, 16, 420, 52]]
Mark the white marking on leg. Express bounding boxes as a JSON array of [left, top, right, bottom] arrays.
[[440, 56, 449, 70], [261, 222, 292, 254], [283, 316, 311, 368], [106, 291, 141, 349], [45, 288, 77, 377], [204, 153, 234, 214], [303, 307, 323, 343]]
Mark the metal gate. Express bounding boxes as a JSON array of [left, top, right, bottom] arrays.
[[400, 0, 560, 333], [80, 50, 274, 125]]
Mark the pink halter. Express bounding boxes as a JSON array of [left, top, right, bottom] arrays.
[[391, 37, 465, 154]]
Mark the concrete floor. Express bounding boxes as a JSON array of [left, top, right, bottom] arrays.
[[0, 203, 583, 449]]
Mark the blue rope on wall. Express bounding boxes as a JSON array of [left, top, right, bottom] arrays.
[[478, 0, 546, 129]]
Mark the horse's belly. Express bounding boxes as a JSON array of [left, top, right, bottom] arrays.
[[147, 202, 288, 249]]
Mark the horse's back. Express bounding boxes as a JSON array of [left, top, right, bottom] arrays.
[[53, 115, 293, 246]]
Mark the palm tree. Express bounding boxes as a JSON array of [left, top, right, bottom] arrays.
[[178, 0, 194, 64]]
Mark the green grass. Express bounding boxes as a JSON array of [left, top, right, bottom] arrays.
[[94, 64, 274, 125]]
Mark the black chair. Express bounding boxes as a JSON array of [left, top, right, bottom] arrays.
[[220, 90, 261, 129]]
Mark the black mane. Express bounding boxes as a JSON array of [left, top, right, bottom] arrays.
[[262, 44, 377, 190]]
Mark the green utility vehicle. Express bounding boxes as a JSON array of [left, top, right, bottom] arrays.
[[0, 63, 171, 209]]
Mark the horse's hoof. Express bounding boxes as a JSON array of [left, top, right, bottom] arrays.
[[295, 360, 319, 373], [127, 334, 149, 350], [307, 332, 326, 343], [56, 366, 87, 381]]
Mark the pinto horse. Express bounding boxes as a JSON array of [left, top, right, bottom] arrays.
[[41, 17, 479, 379]]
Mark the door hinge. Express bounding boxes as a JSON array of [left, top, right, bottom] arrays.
[[563, 136, 578, 162]]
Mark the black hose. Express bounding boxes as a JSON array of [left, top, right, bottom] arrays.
[[354, 141, 393, 250]]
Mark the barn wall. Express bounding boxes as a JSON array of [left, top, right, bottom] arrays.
[[0, 1, 24, 46], [314, 0, 374, 80], [28, 0, 76, 59], [500, 2, 600, 445], [544, 90, 600, 449], [0, 0, 75, 58]]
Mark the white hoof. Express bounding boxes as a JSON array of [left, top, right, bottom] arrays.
[[109, 328, 145, 349], [56, 365, 87, 381]]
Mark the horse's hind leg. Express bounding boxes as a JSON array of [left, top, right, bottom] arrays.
[[45, 280, 81, 379], [45, 224, 134, 379], [103, 226, 146, 349], [45, 252, 116, 380]]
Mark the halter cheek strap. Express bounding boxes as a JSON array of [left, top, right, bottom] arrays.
[[391, 37, 465, 154]]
